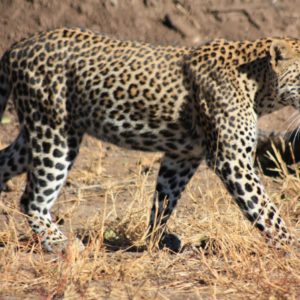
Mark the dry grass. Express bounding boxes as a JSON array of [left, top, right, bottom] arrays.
[[0, 136, 300, 299]]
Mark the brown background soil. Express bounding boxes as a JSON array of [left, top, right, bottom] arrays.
[[1, 0, 300, 49]]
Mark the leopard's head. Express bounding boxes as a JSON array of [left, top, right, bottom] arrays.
[[270, 40, 300, 109]]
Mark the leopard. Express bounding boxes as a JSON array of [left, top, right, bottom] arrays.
[[0, 27, 299, 252]]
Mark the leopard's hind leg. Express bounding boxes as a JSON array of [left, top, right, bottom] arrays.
[[148, 153, 202, 251], [0, 130, 29, 190]]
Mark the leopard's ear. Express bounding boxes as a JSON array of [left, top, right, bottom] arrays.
[[270, 40, 294, 71]]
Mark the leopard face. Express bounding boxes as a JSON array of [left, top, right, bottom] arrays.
[[270, 40, 300, 109]]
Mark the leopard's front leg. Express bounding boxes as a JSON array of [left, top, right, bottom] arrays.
[[207, 113, 293, 247]]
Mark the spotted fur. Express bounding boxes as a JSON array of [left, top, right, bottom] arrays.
[[0, 28, 299, 251]]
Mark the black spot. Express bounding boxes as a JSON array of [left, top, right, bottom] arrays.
[[36, 196, 44, 203], [245, 183, 253, 192], [252, 212, 258, 220], [159, 130, 174, 138], [156, 183, 163, 192], [257, 187, 262, 195], [247, 200, 254, 209], [43, 158, 54, 168], [234, 182, 245, 196], [227, 180, 235, 194], [20, 147, 27, 156], [32, 138, 41, 153], [55, 162, 65, 170], [179, 169, 189, 177], [33, 157, 42, 166], [45, 128, 52, 139], [238, 158, 246, 168], [236, 197, 247, 210], [246, 213, 254, 222], [251, 195, 259, 204], [38, 179, 47, 187], [44, 188, 54, 196], [56, 174, 64, 181], [38, 169, 46, 176], [245, 146, 252, 153], [170, 181, 177, 190], [134, 124, 144, 130], [54, 134, 63, 146], [47, 173, 55, 181], [68, 137, 78, 148], [18, 157, 25, 165], [245, 174, 252, 180], [178, 180, 186, 188], [221, 162, 232, 178], [30, 203, 41, 212], [67, 150, 77, 161], [268, 211, 274, 220], [255, 223, 264, 232], [53, 148, 64, 158], [163, 169, 177, 178]]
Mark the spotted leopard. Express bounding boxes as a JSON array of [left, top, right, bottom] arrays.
[[0, 27, 299, 251]]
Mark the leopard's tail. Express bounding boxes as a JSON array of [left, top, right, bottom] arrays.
[[0, 51, 11, 121]]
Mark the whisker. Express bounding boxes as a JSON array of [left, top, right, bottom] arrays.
[[292, 126, 300, 149], [279, 69, 292, 80], [284, 110, 299, 129], [283, 111, 300, 140]]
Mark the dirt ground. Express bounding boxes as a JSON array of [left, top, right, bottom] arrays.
[[0, 0, 300, 299]]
